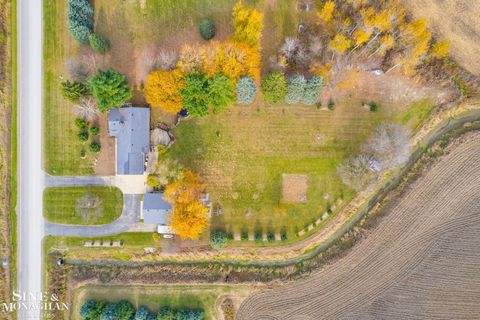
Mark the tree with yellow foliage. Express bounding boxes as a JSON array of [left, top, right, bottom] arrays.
[[232, 1, 263, 48], [430, 40, 450, 59], [399, 18, 432, 73], [353, 28, 370, 47], [317, 0, 335, 23], [361, 7, 393, 33], [144, 70, 185, 114], [170, 200, 209, 240], [329, 34, 352, 55], [164, 170, 209, 240], [178, 41, 261, 81]]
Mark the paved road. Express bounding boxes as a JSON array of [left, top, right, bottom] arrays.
[[17, 0, 44, 319], [44, 195, 155, 237]]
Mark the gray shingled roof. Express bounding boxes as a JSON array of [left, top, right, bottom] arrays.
[[108, 107, 150, 175], [143, 193, 171, 224]]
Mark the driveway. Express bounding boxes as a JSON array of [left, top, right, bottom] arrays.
[[45, 174, 114, 187], [45, 174, 147, 194], [45, 194, 155, 237]]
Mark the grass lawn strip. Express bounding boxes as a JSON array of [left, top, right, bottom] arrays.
[[43, 187, 123, 225]]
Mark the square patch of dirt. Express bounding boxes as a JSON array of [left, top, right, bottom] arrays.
[[282, 174, 308, 202]]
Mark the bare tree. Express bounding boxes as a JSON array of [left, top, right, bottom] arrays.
[[75, 193, 102, 220], [363, 123, 410, 169], [338, 123, 410, 191], [66, 57, 91, 82], [338, 154, 377, 191], [137, 48, 179, 82], [73, 96, 99, 121], [308, 36, 324, 58], [157, 49, 178, 71], [280, 37, 311, 68]]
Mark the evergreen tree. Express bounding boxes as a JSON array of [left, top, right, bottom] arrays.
[[88, 33, 110, 54], [236, 76, 256, 105], [87, 68, 132, 112], [67, 0, 93, 44], [61, 80, 90, 102], [261, 72, 287, 104], [208, 73, 235, 113], [180, 73, 210, 117]]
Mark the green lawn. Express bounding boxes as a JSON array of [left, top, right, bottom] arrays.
[[43, 187, 123, 225], [399, 99, 436, 132], [71, 285, 254, 320], [165, 101, 390, 239], [44, 0, 95, 175]]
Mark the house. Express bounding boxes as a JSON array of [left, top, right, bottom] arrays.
[[142, 192, 172, 226], [108, 106, 150, 175]]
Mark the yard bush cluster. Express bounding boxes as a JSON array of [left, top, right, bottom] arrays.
[[67, 0, 110, 53], [74, 118, 100, 155], [80, 300, 205, 320]]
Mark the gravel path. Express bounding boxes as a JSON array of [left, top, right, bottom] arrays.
[[237, 135, 480, 320]]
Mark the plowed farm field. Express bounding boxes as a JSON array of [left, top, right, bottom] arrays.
[[237, 134, 480, 320]]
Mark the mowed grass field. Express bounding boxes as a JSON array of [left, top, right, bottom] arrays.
[[165, 101, 390, 238], [71, 285, 254, 320], [43, 186, 123, 225]]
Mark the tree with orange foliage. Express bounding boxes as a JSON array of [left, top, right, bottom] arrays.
[[232, 1, 263, 48], [164, 170, 209, 240], [144, 70, 185, 114]]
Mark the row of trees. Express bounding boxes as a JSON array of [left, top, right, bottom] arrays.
[[261, 72, 324, 105], [62, 68, 131, 113], [67, 0, 109, 53], [144, 1, 263, 116], [80, 300, 205, 320]]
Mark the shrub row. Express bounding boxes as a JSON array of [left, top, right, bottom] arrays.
[[80, 300, 205, 320], [261, 72, 323, 105]]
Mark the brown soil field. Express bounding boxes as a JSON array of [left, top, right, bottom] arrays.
[[402, 0, 480, 75], [237, 134, 480, 319]]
